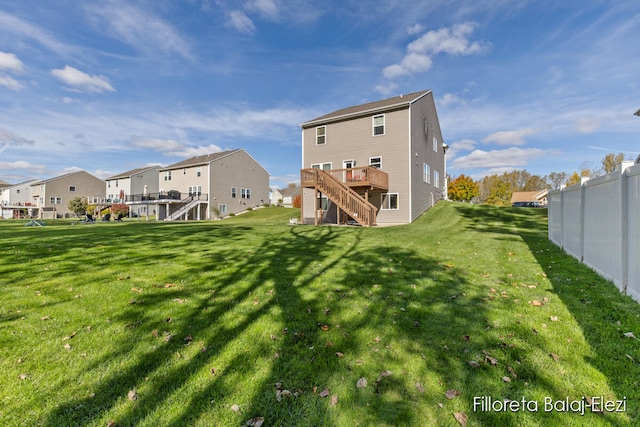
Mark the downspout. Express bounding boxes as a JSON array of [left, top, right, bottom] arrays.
[[300, 128, 304, 224], [407, 104, 413, 223]]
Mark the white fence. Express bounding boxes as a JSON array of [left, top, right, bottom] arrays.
[[548, 163, 640, 303]]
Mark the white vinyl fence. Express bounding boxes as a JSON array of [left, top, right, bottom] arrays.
[[548, 163, 640, 303]]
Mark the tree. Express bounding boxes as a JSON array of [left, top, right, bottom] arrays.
[[68, 197, 88, 217], [485, 180, 513, 206], [111, 203, 129, 217], [292, 194, 301, 208], [602, 153, 625, 174], [447, 174, 479, 202], [566, 171, 581, 186], [547, 172, 567, 190]]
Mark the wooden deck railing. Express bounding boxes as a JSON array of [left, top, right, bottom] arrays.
[[323, 166, 389, 190], [301, 168, 377, 227]]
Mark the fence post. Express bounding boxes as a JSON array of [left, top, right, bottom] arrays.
[[620, 167, 629, 294]]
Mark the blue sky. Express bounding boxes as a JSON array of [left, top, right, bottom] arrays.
[[0, 0, 639, 189]]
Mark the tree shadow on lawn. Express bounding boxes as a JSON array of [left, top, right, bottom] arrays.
[[455, 204, 640, 425], [40, 208, 633, 426]]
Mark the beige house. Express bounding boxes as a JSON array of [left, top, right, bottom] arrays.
[[29, 171, 105, 218], [300, 90, 447, 226], [155, 149, 269, 220], [105, 166, 161, 218], [511, 189, 549, 207]]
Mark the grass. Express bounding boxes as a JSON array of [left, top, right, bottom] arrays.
[[1, 203, 639, 426]]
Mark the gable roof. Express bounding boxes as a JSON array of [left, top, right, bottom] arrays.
[[159, 149, 242, 171], [280, 186, 300, 197], [0, 180, 11, 188], [106, 165, 161, 180], [301, 90, 431, 128], [31, 170, 101, 186], [511, 189, 548, 203]]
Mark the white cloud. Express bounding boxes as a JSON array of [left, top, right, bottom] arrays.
[[482, 128, 538, 146], [0, 160, 48, 174], [408, 22, 489, 56], [573, 117, 603, 133], [0, 11, 69, 55], [131, 136, 223, 158], [0, 128, 35, 146], [407, 23, 424, 35], [374, 81, 399, 96], [450, 147, 551, 170], [438, 93, 465, 107], [84, 2, 192, 60], [381, 22, 489, 80], [446, 139, 477, 160], [0, 76, 24, 91], [0, 51, 25, 73], [51, 65, 115, 93], [247, 0, 279, 19], [228, 10, 256, 34]]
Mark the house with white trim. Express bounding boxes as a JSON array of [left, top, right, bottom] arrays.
[[300, 90, 447, 226]]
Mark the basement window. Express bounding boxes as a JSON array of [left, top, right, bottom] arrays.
[[381, 193, 398, 210]]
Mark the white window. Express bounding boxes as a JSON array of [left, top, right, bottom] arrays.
[[164, 171, 172, 181], [316, 126, 326, 145], [50, 197, 62, 204], [231, 187, 237, 198], [434, 171, 440, 188], [373, 114, 385, 136], [311, 162, 332, 170], [115, 180, 119, 188], [188, 186, 202, 196], [219, 204, 227, 214], [423, 163, 430, 184], [196, 166, 202, 177], [69, 186, 76, 192], [424, 119, 429, 135], [381, 193, 398, 210], [369, 157, 382, 169], [433, 137, 438, 152], [241, 188, 251, 199]]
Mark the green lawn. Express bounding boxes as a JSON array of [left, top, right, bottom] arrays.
[[1, 203, 639, 426]]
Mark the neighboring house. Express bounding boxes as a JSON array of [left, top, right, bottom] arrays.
[[270, 188, 284, 206], [280, 186, 301, 207], [105, 165, 161, 218], [510, 189, 548, 207], [300, 90, 447, 226], [30, 171, 105, 218], [0, 179, 40, 219], [155, 149, 270, 221]]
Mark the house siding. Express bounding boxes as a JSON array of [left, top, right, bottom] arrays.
[[31, 171, 105, 218], [409, 92, 446, 221]]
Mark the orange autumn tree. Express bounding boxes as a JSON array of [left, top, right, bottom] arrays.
[[448, 174, 479, 203]]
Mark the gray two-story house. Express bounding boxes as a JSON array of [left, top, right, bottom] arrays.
[[300, 90, 447, 226]]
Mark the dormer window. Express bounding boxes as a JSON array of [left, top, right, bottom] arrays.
[[316, 126, 326, 145], [373, 115, 385, 136]]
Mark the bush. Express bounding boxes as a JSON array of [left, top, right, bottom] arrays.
[[247, 207, 253, 211], [292, 194, 302, 208], [229, 213, 236, 217]]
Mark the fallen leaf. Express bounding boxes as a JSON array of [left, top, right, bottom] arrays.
[[335, 352, 344, 358], [502, 376, 511, 382], [164, 283, 175, 288], [173, 298, 185, 304], [378, 370, 392, 381], [626, 354, 635, 362], [531, 300, 544, 306], [468, 360, 480, 368], [445, 389, 460, 399], [19, 373, 27, 380], [550, 316, 559, 322], [330, 395, 338, 406], [416, 382, 425, 393], [319, 388, 330, 398], [276, 389, 292, 402], [357, 377, 368, 388], [623, 332, 637, 339], [230, 404, 240, 412], [507, 365, 518, 379], [63, 343, 72, 350], [40, 316, 51, 321], [127, 390, 138, 401], [131, 287, 143, 293], [453, 412, 468, 427], [374, 336, 381, 343], [485, 355, 498, 366], [245, 417, 264, 427], [320, 325, 329, 331], [550, 353, 559, 361], [326, 341, 335, 347], [107, 421, 115, 427]]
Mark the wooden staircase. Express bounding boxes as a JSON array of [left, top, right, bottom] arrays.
[[301, 168, 377, 227]]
